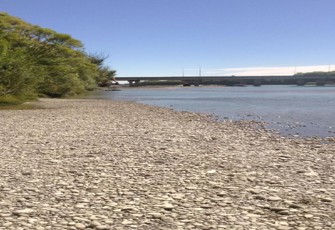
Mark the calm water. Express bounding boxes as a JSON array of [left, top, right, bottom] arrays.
[[89, 85, 335, 137]]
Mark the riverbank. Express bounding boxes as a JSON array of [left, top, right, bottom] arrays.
[[0, 98, 334, 229], [87, 85, 335, 138]]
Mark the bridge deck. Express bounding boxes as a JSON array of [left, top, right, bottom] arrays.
[[117, 75, 335, 81]]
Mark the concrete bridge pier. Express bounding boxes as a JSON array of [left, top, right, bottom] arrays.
[[193, 79, 202, 86], [182, 80, 191, 86], [316, 80, 326, 86], [253, 79, 262, 86], [128, 80, 140, 87], [182, 79, 202, 86], [297, 80, 306, 86]]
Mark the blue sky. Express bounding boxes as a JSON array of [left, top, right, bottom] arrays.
[[1, 0, 335, 76]]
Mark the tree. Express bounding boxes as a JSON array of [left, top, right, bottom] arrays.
[[88, 53, 117, 84], [0, 12, 116, 103]]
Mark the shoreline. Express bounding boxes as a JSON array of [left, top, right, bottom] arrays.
[[90, 85, 335, 139], [0, 98, 334, 229]]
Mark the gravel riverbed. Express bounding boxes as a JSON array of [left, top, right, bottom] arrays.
[[0, 98, 334, 230]]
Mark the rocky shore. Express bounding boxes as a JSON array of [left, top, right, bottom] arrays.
[[0, 98, 334, 230]]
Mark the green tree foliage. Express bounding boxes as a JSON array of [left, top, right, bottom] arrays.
[[295, 71, 335, 77], [88, 53, 116, 83], [0, 12, 116, 104]]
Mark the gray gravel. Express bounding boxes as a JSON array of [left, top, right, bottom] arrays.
[[0, 98, 334, 230]]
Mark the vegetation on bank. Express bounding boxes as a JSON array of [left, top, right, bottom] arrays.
[[295, 70, 335, 77], [0, 12, 116, 105]]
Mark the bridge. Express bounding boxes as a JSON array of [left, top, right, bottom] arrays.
[[116, 74, 335, 86]]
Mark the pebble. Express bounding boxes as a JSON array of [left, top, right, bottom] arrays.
[[277, 210, 290, 215], [13, 209, 36, 215], [304, 214, 314, 218], [161, 203, 174, 210], [0, 98, 334, 230], [121, 219, 132, 225], [96, 225, 110, 230], [90, 221, 101, 227], [320, 197, 333, 202], [289, 204, 303, 209], [74, 223, 86, 229], [270, 207, 287, 212], [268, 196, 282, 201], [149, 213, 163, 219]]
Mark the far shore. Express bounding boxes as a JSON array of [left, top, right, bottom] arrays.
[[0, 98, 334, 229]]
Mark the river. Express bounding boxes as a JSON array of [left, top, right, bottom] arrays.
[[88, 85, 335, 138]]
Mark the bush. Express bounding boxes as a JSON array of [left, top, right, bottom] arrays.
[[0, 95, 24, 105]]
